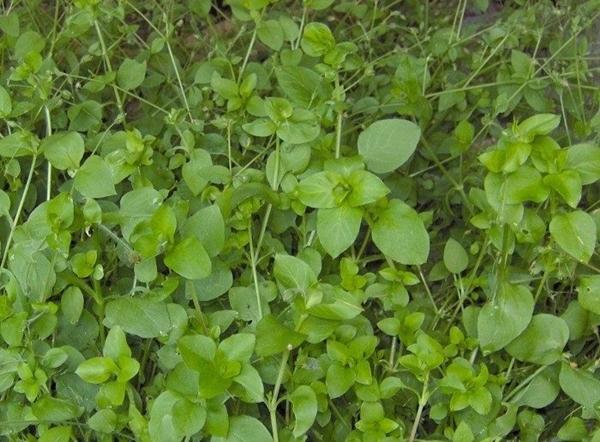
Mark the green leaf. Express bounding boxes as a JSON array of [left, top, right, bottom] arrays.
[[119, 187, 164, 239], [512, 365, 560, 409], [0, 131, 38, 157], [255, 314, 305, 357], [243, 118, 276, 137], [104, 298, 185, 338], [543, 170, 582, 208], [232, 364, 264, 403], [257, 19, 284, 51], [228, 286, 270, 323], [219, 333, 255, 362], [178, 350, 230, 399], [372, 199, 430, 265], [358, 119, 421, 174], [559, 362, 600, 410], [275, 66, 326, 107], [483, 172, 524, 224], [345, 170, 390, 207], [500, 141, 532, 173], [1, 313, 26, 347], [380, 377, 406, 399], [189, 0, 212, 16], [182, 149, 212, 195], [191, 261, 233, 301], [515, 114, 560, 140], [504, 166, 549, 204], [578, 275, 600, 315], [296, 171, 339, 208], [41, 132, 85, 171], [42, 347, 69, 368], [73, 155, 116, 199], [204, 399, 229, 437], [60, 286, 84, 325], [31, 396, 82, 422], [172, 398, 207, 437], [305, 0, 334, 9], [117, 58, 147, 90], [307, 298, 363, 321], [317, 206, 362, 258], [212, 415, 273, 442], [550, 210, 597, 263], [116, 356, 140, 382], [14, 30, 45, 58], [290, 385, 318, 438], [377, 318, 401, 336], [39, 427, 72, 442], [478, 283, 534, 352], [211, 74, 239, 100], [443, 238, 469, 274], [165, 236, 212, 280], [273, 254, 317, 290], [566, 143, 600, 185], [279, 16, 299, 42], [103, 326, 131, 360], [505, 314, 569, 365], [179, 334, 217, 367], [181, 205, 225, 257], [0, 86, 12, 117], [88, 409, 117, 433], [511, 50, 533, 78], [148, 390, 181, 442], [453, 421, 474, 442], [276, 110, 320, 144], [558, 417, 588, 441], [326, 363, 355, 398], [76, 357, 118, 384], [0, 189, 10, 217], [68, 100, 103, 131], [301, 22, 335, 57]]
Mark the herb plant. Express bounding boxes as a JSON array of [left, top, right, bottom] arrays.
[[1, 0, 600, 441]]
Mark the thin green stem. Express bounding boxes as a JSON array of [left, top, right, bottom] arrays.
[[409, 372, 429, 442], [442, 234, 490, 331], [97, 224, 138, 264], [533, 271, 550, 303], [93, 279, 106, 346], [462, 34, 510, 89], [356, 227, 371, 263], [418, 265, 439, 314], [93, 20, 125, 120], [334, 73, 343, 159], [254, 138, 280, 260], [506, 365, 548, 402], [239, 14, 261, 83], [421, 137, 473, 215], [227, 123, 232, 173], [329, 400, 351, 430], [293, 7, 307, 50], [248, 221, 264, 320], [272, 137, 281, 187], [44, 105, 52, 201], [268, 315, 308, 441], [455, 0, 467, 41], [388, 336, 397, 368], [0, 155, 37, 270], [60, 273, 102, 305], [269, 349, 290, 442], [164, 14, 193, 123], [187, 281, 209, 335]]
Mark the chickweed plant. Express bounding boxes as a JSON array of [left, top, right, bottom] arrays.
[[1, 0, 600, 441]]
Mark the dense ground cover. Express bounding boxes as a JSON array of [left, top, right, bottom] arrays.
[[1, 0, 600, 440]]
